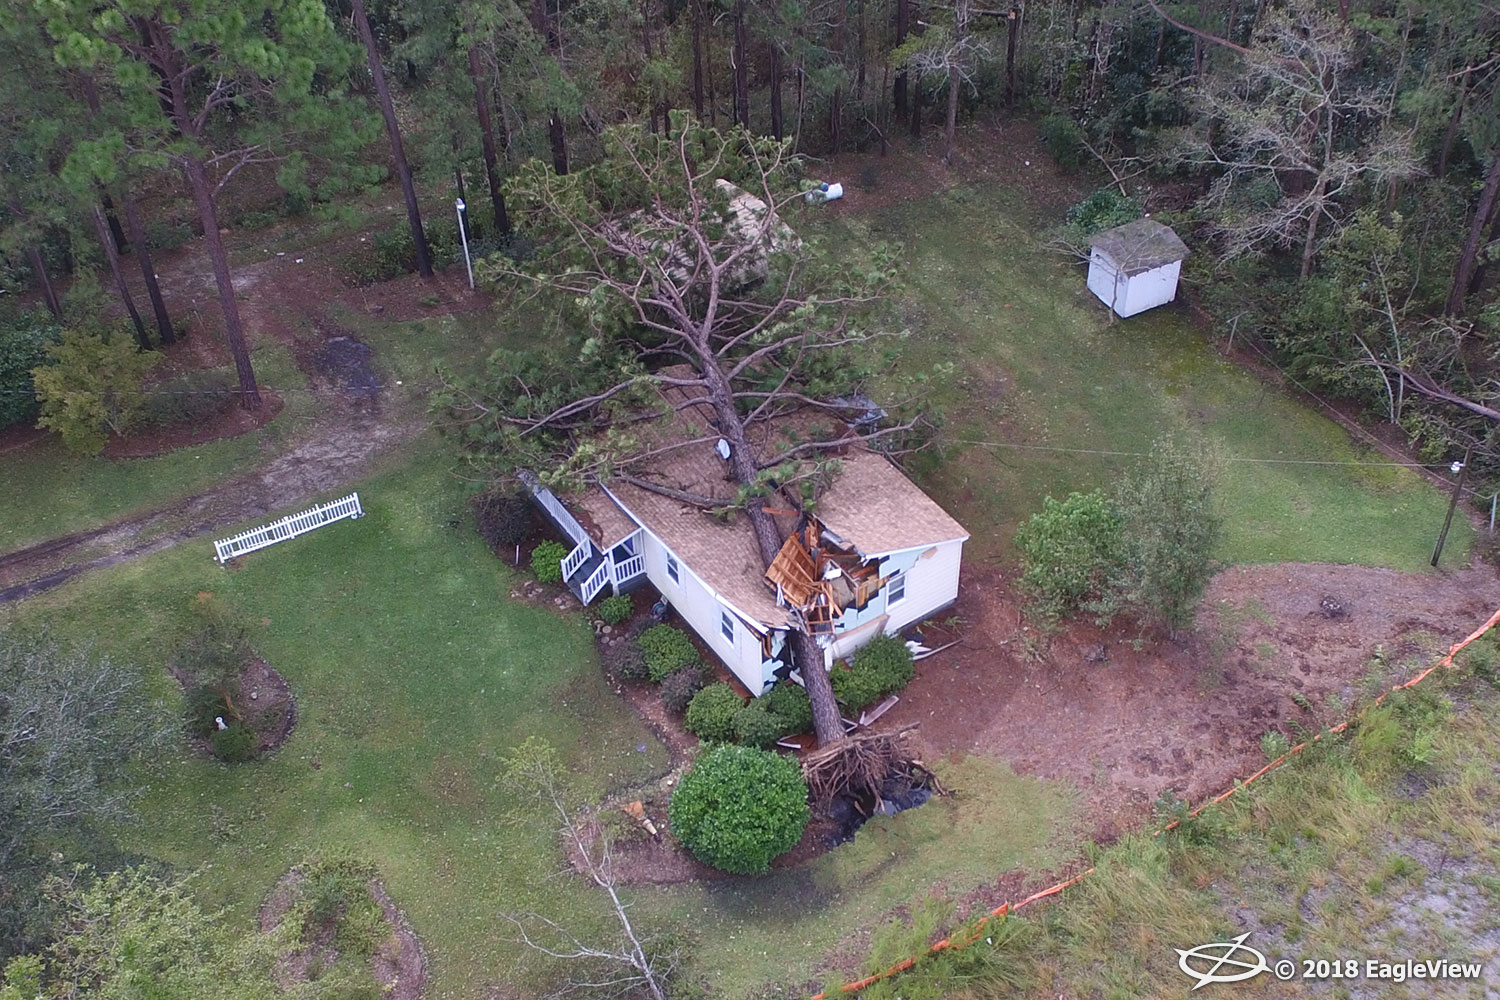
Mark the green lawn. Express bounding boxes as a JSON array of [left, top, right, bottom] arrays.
[[823, 185, 1473, 572], [1, 441, 670, 999], [1, 435, 1080, 999]]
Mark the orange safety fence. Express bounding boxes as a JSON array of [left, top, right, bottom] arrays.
[[807, 605, 1500, 1000]]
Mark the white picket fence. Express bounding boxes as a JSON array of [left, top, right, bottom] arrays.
[[214, 493, 364, 564]]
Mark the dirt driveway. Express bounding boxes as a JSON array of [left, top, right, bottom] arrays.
[[884, 560, 1500, 839]]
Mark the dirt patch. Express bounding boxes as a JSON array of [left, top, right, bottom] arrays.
[[880, 560, 1500, 840], [102, 390, 286, 459], [821, 117, 1093, 220], [259, 868, 427, 1000]]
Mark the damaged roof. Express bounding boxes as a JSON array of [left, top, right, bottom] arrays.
[[554, 372, 967, 629]]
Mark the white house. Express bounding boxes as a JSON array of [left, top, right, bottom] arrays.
[[526, 403, 968, 696], [1086, 218, 1189, 318]]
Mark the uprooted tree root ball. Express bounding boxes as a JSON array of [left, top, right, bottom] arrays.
[[801, 724, 946, 812]]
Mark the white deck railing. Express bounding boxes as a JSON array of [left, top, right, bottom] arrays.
[[532, 486, 589, 548], [214, 493, 363, 564], [613, 553, 645, 584], [581, 561, 611, 603], [561, 539, 591, 580]]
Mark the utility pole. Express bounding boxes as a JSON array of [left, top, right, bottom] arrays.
[[1431, 445, 1473, 567]]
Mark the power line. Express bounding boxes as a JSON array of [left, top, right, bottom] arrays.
[[950, 437, 1456, 469]]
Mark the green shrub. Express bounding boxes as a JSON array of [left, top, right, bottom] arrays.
[[852, 635, 915, 694], [296, 855, 385, 957], [142, 219, 193, 252], [530, 540, 570, 583], [0, 309, 60, 429], [210, 723, 256, 763], [471, 490, 535, 550], [761, 682, 813, 736], [174, 603, 252, 692], [183, 684, 232, 738], [136, 371, 235, 430], [668, 744, 810, 874], [606, 642, 650, 683], [597, 594, 633, 625], [732, 702, 785, 749], [638, 625, 699, 681], [32, 326, 159, 454], [830, 662, 885, 712], [660, 665, 708, 713], [684, 682, 743, 742], [1014, 490, 1124, 626], [1040, 113, 1087, 172], [1064, 188, 1144, 239]]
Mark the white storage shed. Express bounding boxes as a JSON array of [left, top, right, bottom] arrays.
[[1086, 219, 1189, 318]]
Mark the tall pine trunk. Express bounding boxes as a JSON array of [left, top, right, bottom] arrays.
[[469, 46, 512, 236], [1448, 152, 1500, 315], [691, 0, 706, 117], [353, 0, 432, 278], [121, 193, 174, 344], [100, 194, 128, 252], [943, 62, 960, 164], [733, 0, 750, 128], [92, 203, 149, 349], [183, 156, 261, 409], [549, 112, 570, 175], [893, 0, 909, 115], [769, 45, 784, 139], [1005, 5, 1020, 102], [27, 246, 62, 320]]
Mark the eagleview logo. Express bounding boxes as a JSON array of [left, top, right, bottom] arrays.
[[1175, 933, 1271, 990]]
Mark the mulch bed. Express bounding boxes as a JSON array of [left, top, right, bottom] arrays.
[[259, 869, 428, 1000], [169, 655, 297, 758], [103, 390, 284, 459]]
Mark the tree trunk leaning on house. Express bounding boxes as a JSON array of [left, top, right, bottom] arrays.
[[443, 125, 937, 749], [353, 0, 433, 279]]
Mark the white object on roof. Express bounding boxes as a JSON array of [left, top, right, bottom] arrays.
[[1086, 218, 1188, 319]]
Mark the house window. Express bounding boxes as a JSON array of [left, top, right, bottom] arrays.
[[666, 554, 680, 584], [887, 572, 907, 605], [721, 610, 735, 643]]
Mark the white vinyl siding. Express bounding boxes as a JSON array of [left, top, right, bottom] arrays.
[[1086, 252, 1183, 319], [882, 539, 963, 633], [639, 530, 769, 692]]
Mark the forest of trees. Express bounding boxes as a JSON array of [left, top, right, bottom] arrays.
[[6, 0, 1500, 483]]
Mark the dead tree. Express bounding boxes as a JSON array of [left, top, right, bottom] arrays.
[[501, 738, 674, 1000]]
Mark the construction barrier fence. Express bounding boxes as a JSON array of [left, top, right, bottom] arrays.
[[808, 604, 1500, 1000]]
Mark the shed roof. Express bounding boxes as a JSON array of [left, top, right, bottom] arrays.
[[1089, 219, 1189, 276]]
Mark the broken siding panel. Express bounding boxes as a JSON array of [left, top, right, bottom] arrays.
[[639, 528, 769, 692], [884, 539, 964, 633]]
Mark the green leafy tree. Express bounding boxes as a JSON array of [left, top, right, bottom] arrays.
[[28, 868, 289, 999], [1014, 490, 1124, 626], [668, 743, 810, 873], [31, 327, 158, 454], [1112, 437, 1222, 635], [0, 634, 166, 959]]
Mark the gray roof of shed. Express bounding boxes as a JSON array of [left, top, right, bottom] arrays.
[[1089, 219, 1189, 276]]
